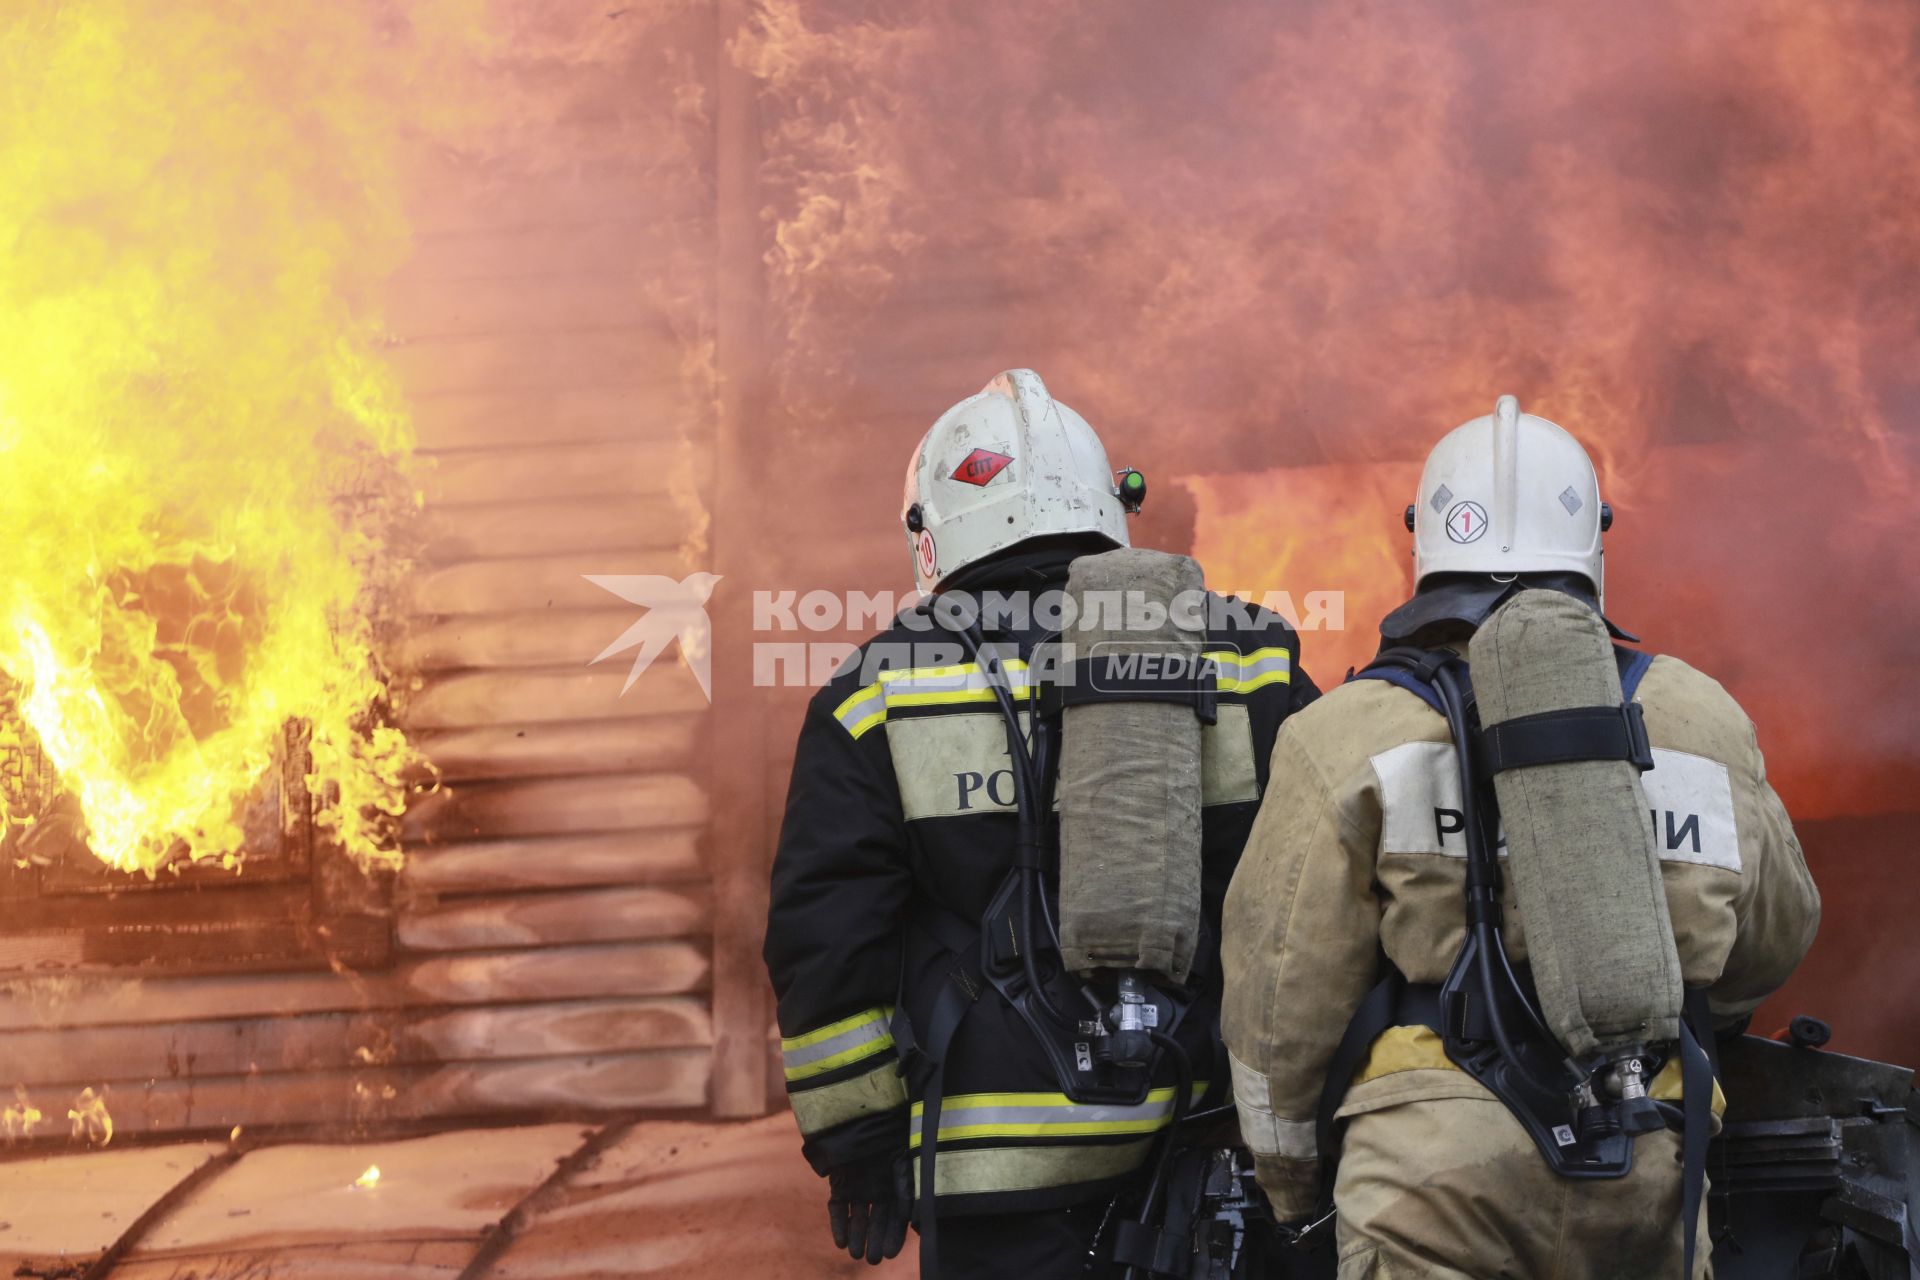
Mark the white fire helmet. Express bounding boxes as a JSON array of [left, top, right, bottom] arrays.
[[1410, 395, 1609, 600], [901, 369, 1131, 594]]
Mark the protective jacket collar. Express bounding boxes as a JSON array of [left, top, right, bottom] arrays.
[[1378, 574, 1637, 647], [932, 537, 1105, 596]]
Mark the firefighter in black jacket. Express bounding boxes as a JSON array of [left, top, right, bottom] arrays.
[[764, 370, 1319, 1278]]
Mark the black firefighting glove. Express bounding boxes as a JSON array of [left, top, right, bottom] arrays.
[[826, 1149, 912, 1265]]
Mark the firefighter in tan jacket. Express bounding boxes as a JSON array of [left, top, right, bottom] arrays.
[[1222, 398, 1820, 1279]]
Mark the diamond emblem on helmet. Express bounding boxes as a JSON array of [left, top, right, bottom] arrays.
[[1430, 483, 1453, 512], [950, 447, 1014, 487], [1445, 500, 1489, 544], [1558, 485, 1583, 515]]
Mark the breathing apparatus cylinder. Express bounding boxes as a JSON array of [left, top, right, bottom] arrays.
[[1050, 547, 1208, 985], [1467, 589, 1684, 1069]]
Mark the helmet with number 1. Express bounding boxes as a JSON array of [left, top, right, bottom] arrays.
[[901, 370, 1131, 594], [1410, 394, 1610, 602]]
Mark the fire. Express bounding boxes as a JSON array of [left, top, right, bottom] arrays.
[[67, 1086, 111, 1147], [1189, 466, 1420, 683], [0, 3, 494, 872], [3, 1086, 42, 1141], [356, 1164, 382, 1188], [736, 1, 1920, 821]]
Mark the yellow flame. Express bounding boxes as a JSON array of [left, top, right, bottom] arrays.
[[356, 1164, 381, 1188], [3, 1086, 43, 1140], [67, 1086, 111, 1147], [0, 3, 489, 872]]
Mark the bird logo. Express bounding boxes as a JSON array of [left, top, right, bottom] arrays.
[[586, 572, 723, 700]]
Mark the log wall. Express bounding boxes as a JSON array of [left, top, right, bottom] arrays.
[[0, 4, 756, 1139]]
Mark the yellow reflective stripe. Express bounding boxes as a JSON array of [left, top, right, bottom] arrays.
[[785, 1034, 892, 1082], [832, 684, 886, 740], [877, 659, 1030, 683], [782, 1006, 892, 1051], [907, 1082, 1207, 1147], [883, 686, 1036, 709], [1230, 646, 1293, 665], [880, 659, 1034, 709], [911, 1087, 1131, 1112], [838, 646, 1291, 733], [844, 706, 887, 739], [1357, 1025, 1726, 1117], [1234, 667, 1292, 696], [926, 1118, 1167, 1141], [839, 647, 1291, 736], [1205, 646, 1292, 695], [781, 1007, 895, 1082]]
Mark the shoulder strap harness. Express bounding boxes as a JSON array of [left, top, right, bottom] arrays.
[[1311, 645, 1711, 1279]]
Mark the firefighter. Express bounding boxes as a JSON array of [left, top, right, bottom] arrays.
[[764, 369, 1320, 1278], [1220, 396, 1821, 1279]]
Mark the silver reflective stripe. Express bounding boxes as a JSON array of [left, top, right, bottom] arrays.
[[833, 683, 885, 738], [913, 1137, 1157, 1198], [1210, 647, 1291, 694], [791, 1060, 909, 1136], [781, 1015, 893, 1080], [1230, 1051, 1317, 1159], [1235, 650, 1291, 690]]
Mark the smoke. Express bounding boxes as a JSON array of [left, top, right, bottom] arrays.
[[737, 0, 1920, 819]]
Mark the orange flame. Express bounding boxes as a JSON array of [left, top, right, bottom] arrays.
[[1188, 466, 1420, 683]]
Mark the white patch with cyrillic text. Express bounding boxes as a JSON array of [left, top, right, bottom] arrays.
[[1638, 748, 1740, 871], [888, 711, 1021, 821], [1370, 741, 1740, 872], [1373, 741, 1470, 856], [887, 705, 1259, 822]]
